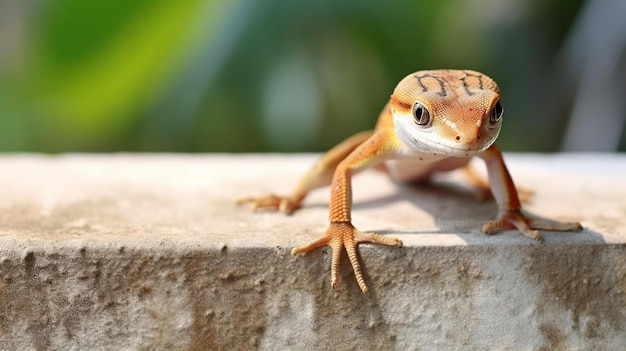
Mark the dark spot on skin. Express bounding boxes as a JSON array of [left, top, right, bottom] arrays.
[[419, 157, 424, 161], [477, 134, 481, 140], [455, 136, 460, 141]]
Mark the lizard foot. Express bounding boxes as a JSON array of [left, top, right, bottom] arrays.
[[291, 222, 402, 293], [483, 209, 583, 241], [236, 194, 301, 214]]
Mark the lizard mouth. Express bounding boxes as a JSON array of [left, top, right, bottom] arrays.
[[393, 113, 500, 158], [411, 134, 497, 157]]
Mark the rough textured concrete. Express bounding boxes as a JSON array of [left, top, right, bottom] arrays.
[[0, 153, 625, 350]]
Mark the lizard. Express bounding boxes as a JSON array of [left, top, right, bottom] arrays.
[[238, 69, 583, 293]]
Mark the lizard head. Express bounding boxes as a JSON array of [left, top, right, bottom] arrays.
[[389, 69, 503, 158]]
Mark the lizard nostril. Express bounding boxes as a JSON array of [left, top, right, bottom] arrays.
[[455, 136, 461, 141], [477, 134, 481, 140]]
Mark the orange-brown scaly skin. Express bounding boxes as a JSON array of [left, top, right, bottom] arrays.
[[238, 69, 582, 293]]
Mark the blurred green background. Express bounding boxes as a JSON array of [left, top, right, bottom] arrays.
[[0, 0, 624, 153]]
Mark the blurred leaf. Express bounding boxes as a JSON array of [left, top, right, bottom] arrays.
[[0, 0, 598, 152], [26, 0, 229, 150], [36, 0, 154, 70]]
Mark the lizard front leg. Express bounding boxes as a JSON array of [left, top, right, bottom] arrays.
[[479, 144, 582, 240], [237, 131, 374, 214], [291, 129, 403, 293]]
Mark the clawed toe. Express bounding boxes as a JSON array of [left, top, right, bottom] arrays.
[[292, 222, 402, 293], [236, 194, 300, 214], [528, 219, 583, 232], [483, 209, 583, 241]]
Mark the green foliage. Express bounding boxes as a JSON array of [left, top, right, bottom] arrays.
[[1, 0, 601, 153]]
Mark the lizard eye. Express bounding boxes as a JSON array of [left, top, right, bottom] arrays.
[[490, 100, 503, 124], [412, 102, 431, 126]]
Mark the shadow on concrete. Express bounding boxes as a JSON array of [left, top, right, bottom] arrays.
[[330, 179, 606, 244]]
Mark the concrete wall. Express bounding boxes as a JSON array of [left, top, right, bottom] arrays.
[[1, 154, 625, 350]]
